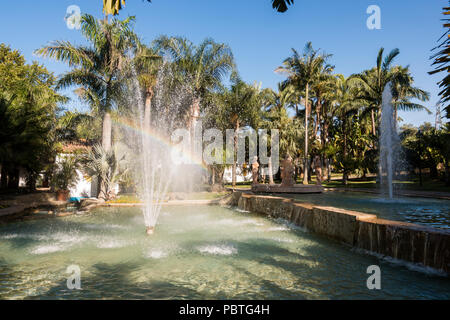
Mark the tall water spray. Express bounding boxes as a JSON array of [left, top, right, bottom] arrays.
[[379, 82, 400, 199], [122, 64, 198, 232]]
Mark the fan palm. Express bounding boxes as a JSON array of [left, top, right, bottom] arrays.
[[81, 144, 128, 200]]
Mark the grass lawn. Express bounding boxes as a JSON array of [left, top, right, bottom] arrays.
[[107, 191, 231, 203], [320, 176, 450, 193], [226, 175, 450, 193]]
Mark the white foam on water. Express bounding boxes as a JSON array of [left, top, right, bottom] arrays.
[[241, 219, 265, 226], [96, 238, 130, 249], [196, 244, 237, 255], [265, 226, 289, 232], [1, 233, 53, 241], [273, 218, 308, 232], [84, 223, 128, 230], [0, 233, 19, 239], [235, 208, 250, 213], [52, 232, 87, 244], [216, 218, 264, 227], [271, 237, 294, 243], [31, 244, 65, 255], [353, 248, 448, 277], [144, 249, 169, 259]]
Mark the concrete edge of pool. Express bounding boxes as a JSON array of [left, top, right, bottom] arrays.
[[228, 191, 450, 275]]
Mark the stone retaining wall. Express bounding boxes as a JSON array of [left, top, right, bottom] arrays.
[[233, 191, 450, 274]]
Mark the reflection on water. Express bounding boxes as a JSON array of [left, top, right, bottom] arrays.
[[289, 192, 450, 229], [0, 206, 448, 299]]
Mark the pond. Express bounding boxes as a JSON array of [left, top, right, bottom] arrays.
[[0, 205, 448, 299], [287, 191, 450, 229]]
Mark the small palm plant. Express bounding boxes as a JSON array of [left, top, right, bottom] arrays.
[[52, 156, 80, 201], [82, 144, 128, 201]]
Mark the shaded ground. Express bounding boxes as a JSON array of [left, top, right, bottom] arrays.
[[226, 175, 450, 197]]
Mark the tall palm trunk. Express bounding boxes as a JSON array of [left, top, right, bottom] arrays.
[[371, 109, 376, 136], [0, 165, 7, 189], [303, 83, 309, 185], [342, 121, 348, 185], [314, 99, 321, 138], [393, 104, 398, 131], [102, 112, 112, 151], [232, 119, 240, 188], [190, 97, 201, 134], [99, 111, 112, 200], [322, 105, 329, 181], [268, 157, 274, 184], [144, 87, 153, 131]]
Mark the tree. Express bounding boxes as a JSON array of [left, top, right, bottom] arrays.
[[0, 44, 64, 191], [101, 0, 293, 15], [81, 144, 129, 200], [272, 0, 295, 12], [133, 44, 162, 131], [262, 86, 302, 183], [391, 65, 430, 129], [215, 79, 262, 187], [276, 42, 333, 184], [329, 75, 361, 184], [37, 14, 139, 197], [102, 0, 152, 16], [352, 48, 400, 137], [154, 36, 235, 132], [429, 4, 450, 118], [36, 14, 139, 152]]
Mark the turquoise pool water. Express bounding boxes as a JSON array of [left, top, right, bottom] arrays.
[[287, 192, 450, 229], [0, 206, 448, 299]]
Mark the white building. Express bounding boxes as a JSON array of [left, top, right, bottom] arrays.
[[58, 142, 117, 199], [223, 166, 252, 184]]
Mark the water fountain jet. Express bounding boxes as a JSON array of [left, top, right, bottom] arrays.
[[379, 82, 400, 199], [122, 63, 198, 234]]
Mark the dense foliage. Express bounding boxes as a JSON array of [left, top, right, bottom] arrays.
[[0, 44, 64, 191]]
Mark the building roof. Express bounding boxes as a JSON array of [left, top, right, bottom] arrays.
[[61, 140, 92, 154]]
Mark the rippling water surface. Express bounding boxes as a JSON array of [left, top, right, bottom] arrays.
[[0, 206, 448, 299], [289, 192, 450, 229]]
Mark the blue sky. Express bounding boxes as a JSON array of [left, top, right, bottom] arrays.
[[0, 0, 445, 126]]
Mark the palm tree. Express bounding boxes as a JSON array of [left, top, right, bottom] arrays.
[[102, 0, 152, 16], [329, 75, 361, 184], [391, 65, 430, 129], [352, 48, 400, 137], [101, 0, 293, 15], [262, 87, 302, 183], [310, 72, 334, 138], [216, 80, 261, 187], [155, 36, 235, 132], [36, 14, 139, 152], [272, 0, 295, 12], [276, 42, 333, 184], [133, 44, 162, 131], [429, 5, 450, 118], [81, 144, 128, 200]]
